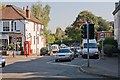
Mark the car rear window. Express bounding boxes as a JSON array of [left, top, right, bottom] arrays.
[[84, 43, 97, 48], [57, 49, 70, 53]]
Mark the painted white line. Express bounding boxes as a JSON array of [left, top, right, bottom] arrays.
[[47, 61, 80, 67], [82, 63, 87, 67]]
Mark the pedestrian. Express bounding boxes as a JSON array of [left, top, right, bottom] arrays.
[[13, 48, 15, 57], [26, 45, 28, 57]]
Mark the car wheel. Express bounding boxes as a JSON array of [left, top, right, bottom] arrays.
[[2, 62, 5, 67], [40, 54, 42, 56], [95, 55, 99, 59], [76, 55, 78, 57], [82, 55, 86, 58], [69, 57, 72, 61], [72, 57, 74, 60], [55, 59, 58, 62]]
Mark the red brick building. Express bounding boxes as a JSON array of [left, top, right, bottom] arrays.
[[97, 31, 113, 41]]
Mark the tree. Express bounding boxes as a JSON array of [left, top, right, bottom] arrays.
[[55, 27, 63, 40], [45, 29, 55, 45], [31, 2, 51, 35], [70, 10, 113, 40], [46, 34, 55, 44], [72, 11, 98, 28], [96, 17, 110, 31], [65, 26, 82, 42], [72, 11, 112, 31], [0, 3, 5, 9]]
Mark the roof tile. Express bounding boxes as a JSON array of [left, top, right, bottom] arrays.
[[0, 5, 42, 24]]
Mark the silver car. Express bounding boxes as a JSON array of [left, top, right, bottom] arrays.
[[55, 48, 74, 62]]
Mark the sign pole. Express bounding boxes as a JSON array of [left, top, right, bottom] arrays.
[[101, 39, 104, 59], [100, 32, 105, 59], [86, 22, 90, 67]]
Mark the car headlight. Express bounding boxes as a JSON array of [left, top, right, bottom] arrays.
[[95, 52, 98, 54], [83, 52, 87, 54]]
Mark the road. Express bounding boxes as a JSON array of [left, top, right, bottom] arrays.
[[1, 55, 102, 80]]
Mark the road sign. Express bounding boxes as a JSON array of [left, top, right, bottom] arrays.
[[100, 33, 105, 41], [100, 33, 105, 38]]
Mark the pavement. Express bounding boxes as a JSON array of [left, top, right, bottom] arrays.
[[79, 56, 119, 78]]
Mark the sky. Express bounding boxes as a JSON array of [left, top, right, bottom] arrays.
[[1, 0, 118, 33]]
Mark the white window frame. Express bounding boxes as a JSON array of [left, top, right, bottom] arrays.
[[3, 21, 10, 31]]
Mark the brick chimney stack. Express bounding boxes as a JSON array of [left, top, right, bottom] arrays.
[[26, 6, 30, 19]]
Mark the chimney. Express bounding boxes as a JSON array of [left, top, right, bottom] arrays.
[[23, 7, 25, 11], [115, 2, 119, 9], [26, 6, 30, 19]]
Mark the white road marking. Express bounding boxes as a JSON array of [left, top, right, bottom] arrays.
[[47, 61, 80, 67], [82, 63, 87, 67]]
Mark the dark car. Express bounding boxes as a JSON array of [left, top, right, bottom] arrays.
[[70, 47, 78, 58], [0, 46, 8, 56], [40, 47, 49, 56], [0, 54, 6, 67]]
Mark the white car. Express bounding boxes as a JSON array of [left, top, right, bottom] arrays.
[[60, 44, 67, 48], [0, 54, 6, 67], [55, 48, 74, 62], [76, 47, 82, 55], [51, 44, 59, 56], [82, 39, 99, 59]]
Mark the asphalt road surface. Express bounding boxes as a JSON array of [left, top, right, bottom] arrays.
[[1, 55, 102, 80]]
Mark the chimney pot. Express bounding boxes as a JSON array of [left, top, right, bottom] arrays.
[[115, 2, 119, 9], [26, 5, 30, 18], [23, 7, 25, 11]]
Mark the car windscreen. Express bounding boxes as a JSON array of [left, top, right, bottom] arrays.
[[76, 47, 80, 50], [52, 46, 58, 49], [84, 43, 97, 48], [57, 49, 70, 53]]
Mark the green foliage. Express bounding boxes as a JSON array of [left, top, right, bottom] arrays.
[[46, 34, 55, 44], [70, 11, 113, 40], [104, 44, 118, 57], [74, 11, 112, 32], [54, 40, 61, 45], [0, 3, 5, 9], [55, 27, 63, 40], [8, 43, 14, 50], [103, 37, 118, 47], [99, 37, 119, 57], [96, 17, 111, 31], [65, 26, 82, 42], [31, 2, 51, 35]]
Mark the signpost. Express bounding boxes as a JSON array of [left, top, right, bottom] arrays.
[[86, 21, 90, 67], [100, 33, 105, 59]]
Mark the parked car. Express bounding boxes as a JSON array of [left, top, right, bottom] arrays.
[[55, 48, 74, 62], [51, 44, 59, 56], [40, 47, 49, 56], [0, 46, 8, 56], [70, 47, 78, 58], [0, 54, 6, 67], [82, 39, 99, 59], [76, 47, 82, 55], [60, 44, 67, 48]]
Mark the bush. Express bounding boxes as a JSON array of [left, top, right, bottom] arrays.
[[104, 37, 118, 47], [8, 43, 14, 50], [104, 44, 119, 57]]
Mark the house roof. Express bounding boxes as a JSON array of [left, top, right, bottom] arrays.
[[113, 4, 120, 15], [0, 5, 42, 24]]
